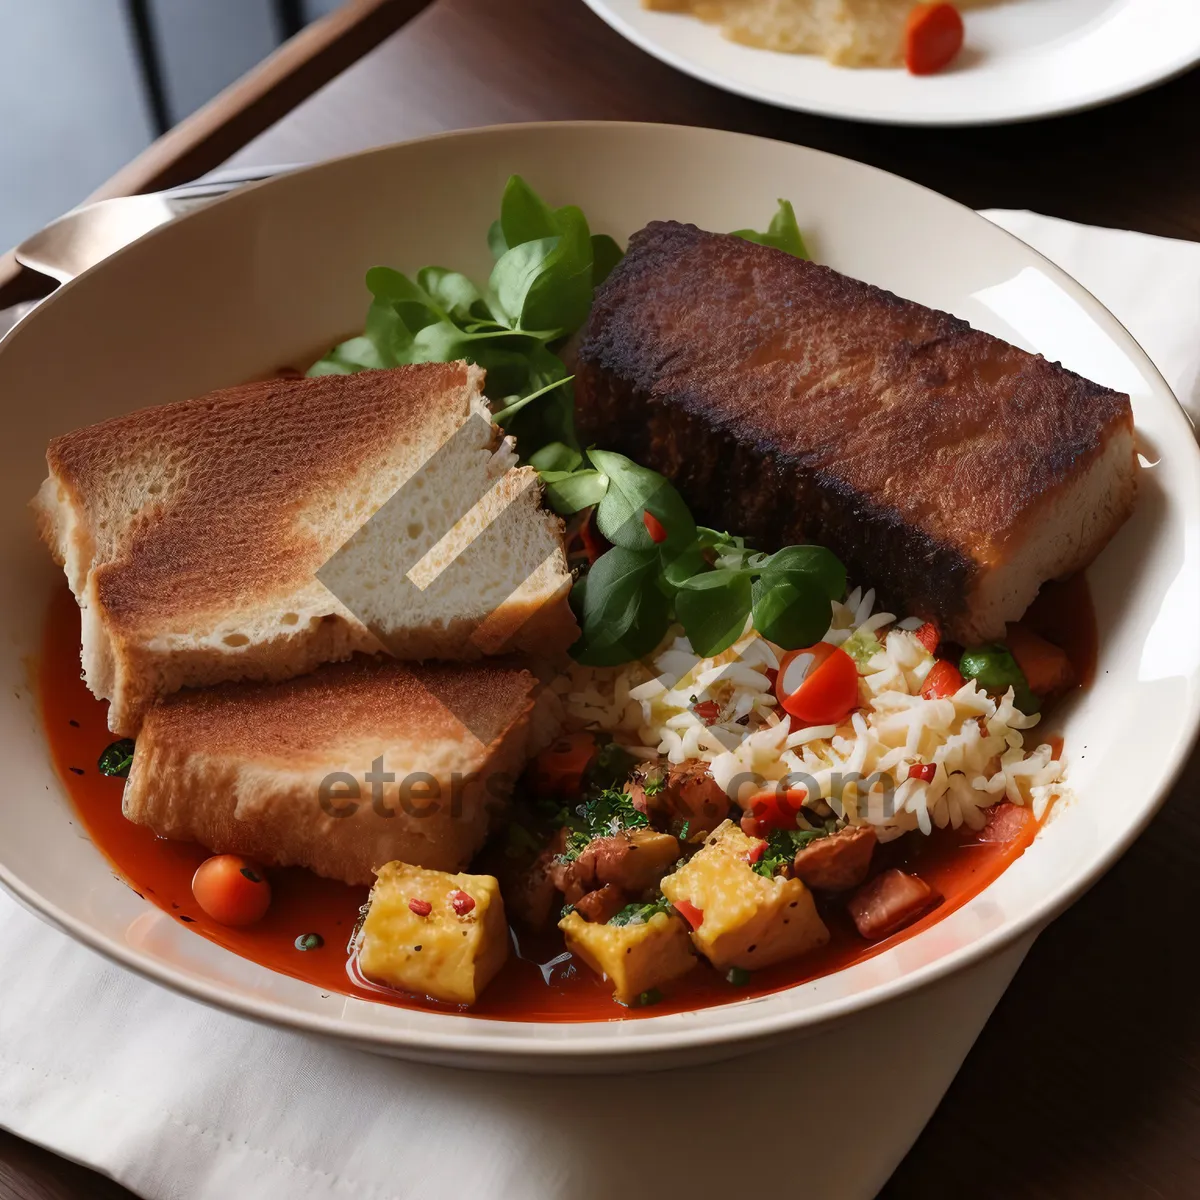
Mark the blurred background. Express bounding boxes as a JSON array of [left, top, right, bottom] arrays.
[[0, 0, 345, 251]]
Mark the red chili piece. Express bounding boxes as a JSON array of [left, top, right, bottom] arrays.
[[746, 839, 767, 865], [908, 762, 937, 783], [451, 890, 476, 916], [674, 899, 704, 930], [693, 699, 721, 724], [914, 622, 940, 654], [408, 898, 433, 917], [643, 510, 668, 543]]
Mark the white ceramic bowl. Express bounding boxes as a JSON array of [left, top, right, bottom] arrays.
[[2, 122, 1197, 1071], [585, 0, 1200, 127]]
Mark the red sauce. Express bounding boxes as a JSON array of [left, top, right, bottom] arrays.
[[37, 580, 1095, 1022]]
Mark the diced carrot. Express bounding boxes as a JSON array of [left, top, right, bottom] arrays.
[[904, 3, 964, 76], [1005, 623, 1076, 699]]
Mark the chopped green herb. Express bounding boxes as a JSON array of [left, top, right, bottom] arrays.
[[642, 771, 666, 797], [635, 988, 663, 1007], [726, 967, 752, 987], [560, 903, 576, 920], [294, 933, 324, 952], [750, 826, 833, 878], [240, 866, 263, 884], [608, 896, 671, 927], [676, 818, 692, 843], [97, 738, 135, 778], [577, 787, 649, 840]]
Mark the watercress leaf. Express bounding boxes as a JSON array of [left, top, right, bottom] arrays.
[[500, 175, 560, 248], [731, 199, 809, 260], [307, 336, 383, 376], [588, 449, 696, 551], [363, 297, 415, 364], [761, 544, 846, 602], [661, 541, 709, 589], [591, 233, 624, 288], [573, 547, 670, 666], [492, 374, 575, 427], [521, 205, 594, 335], [487, 218, 508, 261], [416, 266, 487, 324], [529, 442, 583, 473], [539, 468, 609, 515], [365, 266, 444, 333], [677, 567, 752, 592], [489, 236, 562, 330], [751, 575, 831, 650], [676, 574, 753, 658]]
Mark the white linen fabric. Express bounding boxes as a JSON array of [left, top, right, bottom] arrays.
[[1, 211, 1196, 1200]]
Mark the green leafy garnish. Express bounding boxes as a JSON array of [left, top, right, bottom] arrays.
[[98, 739, 135, 778], [634, 988, 664, 1007], [309, 174, 625, 460], [608, 896, 672, 926], [294, 933, 324, 952], [556, 785, 649, 862], [732, 199, 809, 260], [726, 966, 752, 987], [642, 771, 666, 798], [750, 826, 833, 878], [960, 644, 1040, 715]]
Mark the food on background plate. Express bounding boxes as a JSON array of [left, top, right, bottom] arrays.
[[573, 220, 1136, 645], [38, 176, 1124, 1016], [123, 656, 542, 885], [33, 360, 574, 735], [642, 0, 980, 73]]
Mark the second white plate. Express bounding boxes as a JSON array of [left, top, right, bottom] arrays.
[[585, 0, 1200, 126]]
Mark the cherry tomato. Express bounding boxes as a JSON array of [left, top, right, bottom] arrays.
[[740, 787, 808, 836], [775, 643, 860, 725], [532, 731, 597, 796], [191, 855, 272, 926], [921, 659, 965, 700]]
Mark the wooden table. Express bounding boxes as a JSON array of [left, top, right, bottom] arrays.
[[4, 2, 1200, 1197]]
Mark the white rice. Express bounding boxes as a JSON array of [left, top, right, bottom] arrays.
[[556, 590, 1070, 841]]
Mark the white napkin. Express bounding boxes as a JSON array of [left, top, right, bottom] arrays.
[[2, 211, 1197, 1200]]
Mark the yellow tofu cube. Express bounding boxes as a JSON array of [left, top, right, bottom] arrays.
[[660, 820, 829, 971], [358, 862, 508, 1006], [560, 909, 697, 1005]]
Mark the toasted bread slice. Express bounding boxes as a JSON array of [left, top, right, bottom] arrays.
[[122, 656, 544, 885], [576, 221, 1137, 642], [34, 362, 576, 734]]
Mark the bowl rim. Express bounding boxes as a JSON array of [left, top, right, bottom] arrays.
[[4, 119, 1199, 1061]]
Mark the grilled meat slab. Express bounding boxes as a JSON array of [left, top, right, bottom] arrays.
[[575, 221, 1137, 642]]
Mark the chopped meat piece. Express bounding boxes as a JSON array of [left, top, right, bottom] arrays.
[[848, 869, 941, 940], [572, 884, 627, 924], [550, 829, 680, 905], [627, 759, 730, 838], [575, 221, 1137, 642], [792, 824, 877, 892]]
